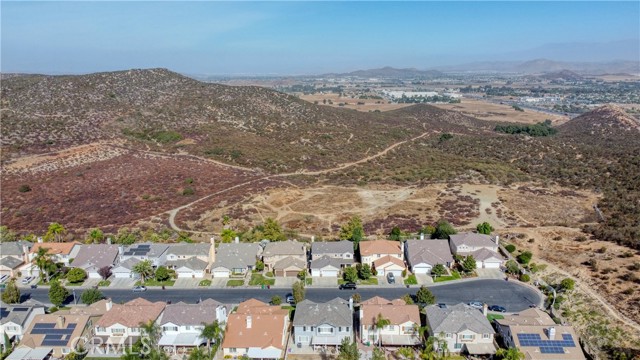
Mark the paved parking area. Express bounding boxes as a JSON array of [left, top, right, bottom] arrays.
[[415, 274, 433, 285], [174, 278, 201, 288], [275, 277, 298, 288], [311, 276, 337, 288], [83, 278, 101, 287], [476, 268, 504, 279], [109, 277, 136, 288], [210, 277, 228, 287]]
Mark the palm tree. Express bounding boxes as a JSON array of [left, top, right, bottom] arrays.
[[496, 347, 525, 360], [44, 222, 66, 242], [140, 320, 162, 348], [374, 313, 390, 347], [34, 247, 53, 283], [188, 347, 209, 360], [421, 336, 438, 360], [396, 347, 414, 359], [201, 320, 223, 356], [132, 260, 154, 283]]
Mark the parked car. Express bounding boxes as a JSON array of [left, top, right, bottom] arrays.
[[468, 301, 483, 309], [286, 294, 295, 305], [339, 282, 357, 290], [30, 284, 38, 289], [387, 272, 395, 284], [132, 286, 147, 292], [488, 305, 506, 313], [21, 277, 33, 285]]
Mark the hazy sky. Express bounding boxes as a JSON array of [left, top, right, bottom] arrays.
[[2, 1, 639, 75]]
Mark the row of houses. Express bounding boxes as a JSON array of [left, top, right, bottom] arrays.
[[0, 232, 505, 283], [1, 296, 585, 360]]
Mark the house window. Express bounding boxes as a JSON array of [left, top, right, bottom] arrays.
[[454, 343, 462, 350], [298, 336, 309, 343], [483, 334, 491, 339], [384, 325, 395, 331], [163, 326, 178, 332], [96, 327, 106, 333], [185, 326, 191, 330], [345, 254, 351, 258], [5, 326, 18, 332], [346, 327, 350, 332], [303, 326, 306, 332], [339, 327, 342, 332], [318, 327, 333, 335], [445, 333, 452, 338], [461, 334, 474, 341], [401, 326, 415, 334], [377, 254, 381, 258], [229, 348, 236, 353], [311, 327, 314, 331], [111, 328, 125, 334], [131, 328, 140, 333], [61, 348, 70, 354]]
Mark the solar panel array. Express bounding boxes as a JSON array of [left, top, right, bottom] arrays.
[[517, 333, 575, 354], [0, 309, 10, 319], [32, 322, 78, 347], [124, 244, 151, 256]]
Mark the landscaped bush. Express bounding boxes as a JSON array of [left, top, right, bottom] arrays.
[[519, 274, 531, 282], [505, 244, 516, 253]]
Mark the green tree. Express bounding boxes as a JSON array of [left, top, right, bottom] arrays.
[[48, 280, 70, 307], [86, 228, 104, 243], [559, 278, 575, 291], [132, 260, 154, 283], [388, 226, 402, 241], [298, 269, 307, 280], [292, 281, 305, 303], [0, 226, 17, 242], [1, 279, 20, 304], [476, 222, 494, 235], [352, 293, 361, 303], [80, 288, 104, 305], [337, 337, 360, 360], [155, 266, 170, 282], [140, 320, 162, 348], [517, 251, 533, 265], [66, 268, 87, 283], [374, 313, 391, 346], [462, 255, 477, 273], [44, 222, 66, 242], [33, 247, 54, 283], [416, 285, 436, 305], [263, 218, 286, 241], [343, 267, 358, 283], [255, 260, 265, 271], [222, 215, 231, 226], [339, 216, 365, 250], [201, 320, 223, 355], [358, 264, 372, 280], [371, 347, 385, 360], [187, 346, 209, 360], [221, 228, 237, 243], [431, 220, 457, 239], [115, 227, 137, 245], [505, 244, 516, 253], [495, 347, 525, 360], [505, 260, 520, 275], [431, 264, 446, 276], [396, 347, 414, 360], [401, 293, 414, 305], [421, 225, 436, 235], [519, 274, 531, 282], [421, 337, 438, 360], [271, 295, 282, 305]]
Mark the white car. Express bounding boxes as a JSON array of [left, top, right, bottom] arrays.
[[21, 277, 33, 284]]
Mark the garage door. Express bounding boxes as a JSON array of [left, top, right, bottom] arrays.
[[389, 270, 403, 277], [413, 266, 430, 274], [213, 270, 230, 278], [320, 269, 338, 277], [284, 270, 299, 277], [311, 269, 321, 277], [177, 271, 193, 278], [483, 261, 501, 269]]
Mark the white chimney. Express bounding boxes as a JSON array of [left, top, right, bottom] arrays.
[[483, 304, 488, 316], [349, 297, 353, 310], [494, 235, 500, 246], [106, 237, 112, 245], [37, 237, 43, 243], [56, 316, 65, 328], [22, 244, 30, 263], [246, 316, 252, 329], [106, 299, 113, 311], [420, 233, 424, 240], [548, 327, 556, 340], [311, 236, 315, 243], [235, 236, 239, 244], [210, 236, 215, 245]]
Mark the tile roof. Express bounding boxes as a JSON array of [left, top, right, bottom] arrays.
[[361, 297, 407, 306], [293, 298, 352, 327], [95, 298, 165, 328], [449, 233, 497, 249], [71, 244, 119, 271], [405, 239, 454, 266], [263, 240, 306, 257], [273, 256, 306, 271], [0, 241, 31, 256], [311, 241, 353, 255], [359, 240, 402, 257], [0, 303, 45, 326], [495, 308, 557, 327], [510, 325, 585, 360], [114, 257, 140, 271], [212, 243, 261, 270], [168, 257, 208, 271], [361, 298, 420, 326], [425, 303, 494, 334], [121, 243, 169, 259], [372, 255, 405, 269], [160, 299, 229, 326], [30, 242, 80, 256], [166, 243, 212, 257], [222, 299, 289, 350], [0, 256, 24, 269], [469, 248, 504, 262], [21, 314, 90, 349], [309, 256, 343, 270]]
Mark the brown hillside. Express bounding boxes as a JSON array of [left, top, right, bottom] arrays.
[[559, 104, 640, 136]]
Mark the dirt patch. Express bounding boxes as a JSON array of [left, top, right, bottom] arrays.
[[433, 98, 568, 125], [299, 93, 412, 112]]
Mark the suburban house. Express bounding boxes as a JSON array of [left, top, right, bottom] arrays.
[[93, 298, 165, 353], [111, 258, 141, 279], [359, 297, 421, 347], [495, 308, 586, 360], [0, 303, 46, 350], [5, 347, 52, 360], [165, 241, 214, 278], [119, 243, 169, 267], [20, 313, 90, 358], [425, 303, 496, 355], [158, 299, 230, 354], [29, 241, 81, 266], [449, 233, 504, 269], [262, 240, 306, 277], [0, 241, 31, 277], [211, 242, 262, 278], [293, 298, 354, 349], [310, 240, 354, 277], [71, 244, 119, 279], [359, 240, 403, 268], [404, 239, 454, 274], [221, 299, 290, 359]]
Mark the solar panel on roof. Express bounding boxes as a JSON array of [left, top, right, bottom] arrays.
[[33, 323, 57, 329], [138, 244, 150, 249], [0, 309, 9, 318], [12, 307, 28, 311], [42, 339, 68, 346]]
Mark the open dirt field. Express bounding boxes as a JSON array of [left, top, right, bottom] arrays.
[[299, 93, 412, 112], [433, 98, 569, 125]]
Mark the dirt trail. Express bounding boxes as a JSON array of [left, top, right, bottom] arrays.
[[167, 130, 432, 231]]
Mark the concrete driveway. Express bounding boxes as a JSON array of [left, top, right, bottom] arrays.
[[174, 278, 201, 288], [109, 277, 136, 289], [210, 277, 228, 288], [311, 276, 338, 288], [275, 277, 298, 288], [415, 274, 433, 285], [476, 268, 504, 279]]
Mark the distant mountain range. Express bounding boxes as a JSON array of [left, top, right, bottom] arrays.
[[325, 66, 445, 79], [432, 58, 639, 75]]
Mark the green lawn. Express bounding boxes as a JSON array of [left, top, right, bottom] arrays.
[[265, 271, 274, 277], [66, 281, 85, 286], [404, 274, 418, 285], [226, 279, 244, 287], [135, 279, 175, 287], [358, 278, 378, 285], [434, 270, 462, 283], [249, 273, 275, 286], [98, 280, 111, 287], [487, 314, 505, 322], [199, 279, 212, 286]]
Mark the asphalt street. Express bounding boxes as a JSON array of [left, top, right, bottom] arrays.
[[22, 279, 541, 312]]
